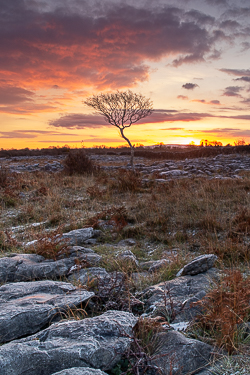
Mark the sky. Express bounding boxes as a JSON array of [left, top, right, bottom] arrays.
[[1, 0, 250, 149]]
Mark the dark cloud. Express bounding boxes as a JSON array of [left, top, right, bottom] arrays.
[[222, 86, 243, 97], [184, 10, 215, 25], [0, 1, 225, 89], [219, 20, 240, 30], [182, 83, 199, 90], [235, 77, 250, 82], [220, 68, 250, 77], [210, 100, 221, 104], [49, 110, 214, 129], [0, 85, 34, 105], [49, 114, 108, 129], [205, 0, 228, 5], [177, 95, 188, 100]]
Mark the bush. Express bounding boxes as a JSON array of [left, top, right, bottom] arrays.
[[192, 269, 250, 354], [109, 169, 142, 192], [63, 149, 98, 175], [0, 165, 9, 187]]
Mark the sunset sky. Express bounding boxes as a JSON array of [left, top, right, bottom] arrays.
[[1, 0, 250, 149]]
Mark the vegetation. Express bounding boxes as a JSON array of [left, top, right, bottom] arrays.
[[84, 90, 153, 168], [1, 151, 250, 369]]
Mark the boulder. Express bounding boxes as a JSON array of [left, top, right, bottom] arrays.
[[142, 268, 220, 323], [0, 254, 75, 283], [52, 368, 108, 375], [68, 267, 109, 285], [148, 259, 169, 273], [62, 228, 94, 245], [0, 280, 94, 343], [150, 330, 215, 375], [0, 311, 138, 375], [116, 249, 139, 268], [176, 254, 218, 277]]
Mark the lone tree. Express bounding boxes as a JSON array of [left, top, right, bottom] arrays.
[[84, 90, 153, 169]]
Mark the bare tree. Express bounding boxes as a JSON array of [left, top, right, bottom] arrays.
[[84, 90, 153, 169]]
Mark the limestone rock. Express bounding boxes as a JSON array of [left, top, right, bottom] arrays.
[[68, 267, 109, 285], [148, 259, 169, 273], [0, 280, 94, 343], [151, 330, 215, 375], [0, 254, 74, 283], [0, 311, 138, 375], [116, 249, 139, 268], [62, 228, 94, 245], [176, 254, 218, 277], [52, 368, 108, 375], [142, 268, 220, 323]]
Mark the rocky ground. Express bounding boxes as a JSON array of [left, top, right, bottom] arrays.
[[2, 152, 250, 179], [0, 152, 250, 374]]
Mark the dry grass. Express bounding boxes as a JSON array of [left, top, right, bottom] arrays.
[[189, 269, 250, 354], [0, 159, 250, 269]]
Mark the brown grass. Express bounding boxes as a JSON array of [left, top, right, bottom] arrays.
[[191, 269, 250, 354]]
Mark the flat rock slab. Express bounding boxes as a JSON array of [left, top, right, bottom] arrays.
[[0, 280, 94, 343], [0, 254, 75, 282], [53, 368, 108, 375], [0, 311, 138, 375], [142, 268, 220, 322], [62, 228, 94, 245], [151, 330, 215, 375], [177, 254, 218, 276]]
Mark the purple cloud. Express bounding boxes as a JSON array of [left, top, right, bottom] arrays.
[[182, 83, 199, 90]]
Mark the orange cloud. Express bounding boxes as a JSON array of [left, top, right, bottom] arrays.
[[0, 2, 225, 90]]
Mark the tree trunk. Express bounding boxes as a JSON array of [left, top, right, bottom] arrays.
[[120, 128, 134, 170]]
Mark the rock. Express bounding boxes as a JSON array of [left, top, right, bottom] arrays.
[[0, 254, 75, 283], [0, 280, 94, 343], [151, 330, 215, 375], [117, 238, 137, 246], [116, 249, 139, 268], [62, 228, 94, 245], [142, 268, 220, 323], [68, 267, 109, 285], [176, 254, 218, 276], [148, 259, 169, 273], [0, 311, 137, 375], [52, 368, 108, 375]]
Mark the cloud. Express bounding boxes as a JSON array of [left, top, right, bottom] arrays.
[[222, 86, 243, 97], [201, 127, 240, 133], [161, 127, 185, 130], [205, 0, 228, 5], [210, 100, 221, 104], [177, 95, 188, 100], [192, 99, 221, 105], [49, 114, 108, 129], [0, 85, 34, 105], [0, 1, 225, 89], [0, 129, 75, 138], [50, 109, 214, 129], [235, 77, 250, 82], [220, 68, 250, 77], [182, 83, 199, 90]]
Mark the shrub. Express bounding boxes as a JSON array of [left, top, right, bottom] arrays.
[[0, 165, 9, 187], [63, 149, 98, 175], [109, 169, 142, 192], [192, 269, 250, 354], [27, 226, 70, 260]]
